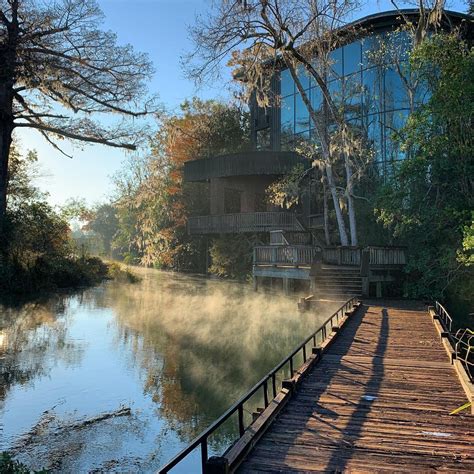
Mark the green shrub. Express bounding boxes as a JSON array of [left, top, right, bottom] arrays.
[[107, 262, 140, 283], [0, 452, 47, 473]]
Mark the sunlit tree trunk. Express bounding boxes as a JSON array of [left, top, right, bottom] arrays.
[[285, 58, 349, 246], [323, 180, 331, 246], [345, 158, 358, 246]]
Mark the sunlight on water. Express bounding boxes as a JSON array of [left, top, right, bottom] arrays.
[[0, 268, 339, 472]]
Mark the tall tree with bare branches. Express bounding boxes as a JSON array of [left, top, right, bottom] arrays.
[[187, 0, 364, 245], [0, 0, 157, 228], [187, 0, 451, 246]]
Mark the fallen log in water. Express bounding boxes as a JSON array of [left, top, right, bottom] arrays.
[[12, 406, 132, 452]]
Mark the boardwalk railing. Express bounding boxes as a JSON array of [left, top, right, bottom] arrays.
[[158, 297, 359, 473], [433, 301, 473, 382], [188, 212, 303, 234], [434, 301, 453, 332], [253, 245, 407, 268]]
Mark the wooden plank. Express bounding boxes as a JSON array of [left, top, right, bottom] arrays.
[[238, 302, 474, 473]]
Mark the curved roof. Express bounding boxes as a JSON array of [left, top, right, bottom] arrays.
[[337, 9, 473, 44]]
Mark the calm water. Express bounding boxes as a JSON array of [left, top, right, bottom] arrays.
[[0, 269, 336, 472]]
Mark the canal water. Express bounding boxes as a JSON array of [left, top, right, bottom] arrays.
[[0, 268, 337, 472]]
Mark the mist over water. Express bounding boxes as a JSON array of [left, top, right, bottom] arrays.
[[0, 268, 339, 472]]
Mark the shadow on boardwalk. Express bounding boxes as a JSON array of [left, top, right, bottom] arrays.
[[239, 301, 473, 472]]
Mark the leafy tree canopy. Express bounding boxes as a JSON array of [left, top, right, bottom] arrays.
[[376, 32, 473, 299]]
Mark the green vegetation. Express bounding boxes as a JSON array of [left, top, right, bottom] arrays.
[[107, 262, 141, 283], [0, 145, 137, 299], [72, 98, 251, 277], [209, 235, 254, 280], [0, 452, 47, 474], [376, 33, 473, 319]]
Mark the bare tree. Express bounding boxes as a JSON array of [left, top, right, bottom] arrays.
[[0, 0, 158, 227], [187, 0, 372, 245]]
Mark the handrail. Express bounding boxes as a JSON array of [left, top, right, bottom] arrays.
[[435, 301, 453, 332], [452, 328, 473, 382], [434, 301, 472, 382], [158, 296, 359, 473]]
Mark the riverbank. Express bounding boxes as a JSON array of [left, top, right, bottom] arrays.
[[0, 257, 139, 304]]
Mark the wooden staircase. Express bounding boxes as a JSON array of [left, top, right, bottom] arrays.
[[312, 266, 362, 300]]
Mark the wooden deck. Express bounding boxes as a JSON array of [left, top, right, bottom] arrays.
[[239, 301, 473, 472]]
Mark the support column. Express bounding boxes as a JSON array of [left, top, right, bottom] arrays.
[[376, 281, 382, 298], [362, 277, 369, 297], [283, 277, 290, 295]]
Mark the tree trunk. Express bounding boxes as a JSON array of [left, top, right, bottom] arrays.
[[285, 58, 349, 246], [344, 158, 358, 246], [323, 180, 330, 246], [0, 120, 13, 233], [0, 3, 19, 234]]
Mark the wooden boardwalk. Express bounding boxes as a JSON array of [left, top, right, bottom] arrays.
[[239, 301, 474, 472]]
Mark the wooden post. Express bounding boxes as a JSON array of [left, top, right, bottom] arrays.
[[206, 456, 229, 474], [362, 277, 369, 297], [253, 275, 258, 291], [283, 277, 290, 295], [376, 281, 382, 298]]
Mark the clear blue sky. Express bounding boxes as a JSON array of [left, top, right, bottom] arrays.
[[20, 0, 468, 207]]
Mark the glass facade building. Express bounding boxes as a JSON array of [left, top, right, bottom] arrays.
[[278, 31, 420, 173], [252, 10, 471, 174]]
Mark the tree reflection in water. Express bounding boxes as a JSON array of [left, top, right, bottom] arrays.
[[0, 269, 338, 472]]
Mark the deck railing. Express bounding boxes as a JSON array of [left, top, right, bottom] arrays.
[[269, 230, 312, 246], [158, 297, 359, 474], [188, 212, 303, 234], [254, 245, 317, 266], [368, 246, 406, 265], [254, 245, 407, 268]]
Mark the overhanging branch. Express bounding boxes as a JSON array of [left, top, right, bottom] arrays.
[[15, 122, 137, 150]]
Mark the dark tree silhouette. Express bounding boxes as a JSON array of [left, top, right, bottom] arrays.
[[0, 0, 157, 226]]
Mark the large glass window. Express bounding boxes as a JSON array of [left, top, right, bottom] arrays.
[[384, 67, 409, 111], [344, 41, 362, 76], [297, 64, 311, 90], [278, 30, 421, 173], [310, 86, 322, 113], [362, 66, 383, 115], [280, 68, 294, 97], [343, 72, 363, 119], [295, 93, 310, 133], [281, 94, 294, 137], [329, 47, 343, 79]]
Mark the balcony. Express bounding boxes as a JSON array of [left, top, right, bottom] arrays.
[[187, 212, 304, 234], [183, 151, 310, 182]]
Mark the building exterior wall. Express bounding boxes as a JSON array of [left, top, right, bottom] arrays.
[[209, 176, 278, 215]]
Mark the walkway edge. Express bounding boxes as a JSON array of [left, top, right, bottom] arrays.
[[429, 306, 474, 413], [214, 301, 362, 473]]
